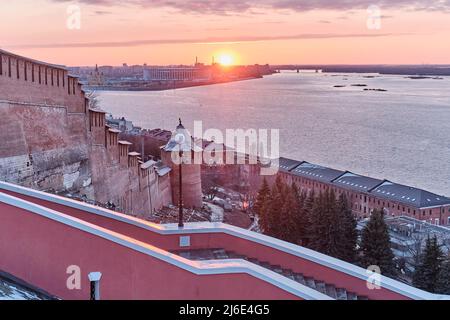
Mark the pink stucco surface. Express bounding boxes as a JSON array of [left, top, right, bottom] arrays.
[[1, 188, 411, 300], [0, 199, 301, 300]]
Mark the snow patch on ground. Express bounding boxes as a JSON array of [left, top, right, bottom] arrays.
[[248, 215, 261, 233], [205, 203, 224, 222]]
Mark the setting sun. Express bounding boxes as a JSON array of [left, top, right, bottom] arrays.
[[218, 54, 234, 66]]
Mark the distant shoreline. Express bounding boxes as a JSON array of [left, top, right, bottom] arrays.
[[83, 75, 264, 92], [275, 65, 450, 76]]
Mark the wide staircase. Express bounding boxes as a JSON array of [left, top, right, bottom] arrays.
[[173, 248, 368, 300]]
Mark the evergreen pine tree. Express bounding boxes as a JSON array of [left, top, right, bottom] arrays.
[[359, 209, 397, 277], [302, 190, 315, 247], [437, 258, 450, 294], [254, 178, 270, 216], [291, 183, 308, 245], [263, 177, 284, 237], [413, 236, 444, 293], [278, 186, 298, 243], [335, 193, 358, 263], [326, 189, 342, 258], [308, 189, 339, 256]]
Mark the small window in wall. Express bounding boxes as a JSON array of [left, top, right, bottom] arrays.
[[16, 59, 20, 79], [8, 57, 11, 77]]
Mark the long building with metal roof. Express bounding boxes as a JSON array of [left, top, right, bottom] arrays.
[[275, 158, 450, 226]]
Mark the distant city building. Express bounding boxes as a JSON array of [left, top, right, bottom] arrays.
[[106, 114, 134, 132], [87, 64, 105, 85], [143, 66, 212, 82]]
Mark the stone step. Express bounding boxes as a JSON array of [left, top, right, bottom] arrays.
[[347, 292, 358, 300], [226, 251, 246, 259], [336, 288, 348, 300], [325, 284, 338, 299], [177, 251, 192, 259], [247, 257, 259, 264], [304, 277, 316, 289], [212, 249, 229, 259], [271, 265, 284, 274], [293, 273, 306, 285], [259, 262, 272, 269], [173, 249, 370, 300], [281, 269, 295, 280], [315, 281, 327, 295]]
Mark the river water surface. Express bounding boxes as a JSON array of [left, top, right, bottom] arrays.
[[98, 72, 450, 196]]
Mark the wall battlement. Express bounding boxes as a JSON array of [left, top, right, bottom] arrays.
[[0, 49, 172, 217], [0, 49, 87, 114]]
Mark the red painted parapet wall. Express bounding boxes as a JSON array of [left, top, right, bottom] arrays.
[[0, 181, 446, 300], [0, 192, 329, 300]]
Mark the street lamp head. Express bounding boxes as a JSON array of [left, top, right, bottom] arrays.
[[174, 132, 186, 146], [177, 117, 185, 130]]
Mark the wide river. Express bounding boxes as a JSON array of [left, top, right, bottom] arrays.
[[98, 72, 450, 196]]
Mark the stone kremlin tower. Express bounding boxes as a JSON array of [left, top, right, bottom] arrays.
[[161, 120, 203, 208]]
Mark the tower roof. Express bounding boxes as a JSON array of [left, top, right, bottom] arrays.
[[163, 119, 202, 153]]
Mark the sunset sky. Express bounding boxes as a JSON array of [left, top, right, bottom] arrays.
[[2, 0, 450, 66]]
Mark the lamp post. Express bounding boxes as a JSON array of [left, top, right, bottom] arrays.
[[177, 118, 184, 228], [88, 272, 102, 301], [178, 146, 184, 228]]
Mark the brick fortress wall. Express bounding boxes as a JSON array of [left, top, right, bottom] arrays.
[[0, 49, 171, 218]]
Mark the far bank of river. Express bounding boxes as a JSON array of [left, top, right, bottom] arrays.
[[84, 75, 266, 92]]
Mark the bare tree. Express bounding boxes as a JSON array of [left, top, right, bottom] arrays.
[[405, 234, 424, 271], [86, 91, 100, 109]]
